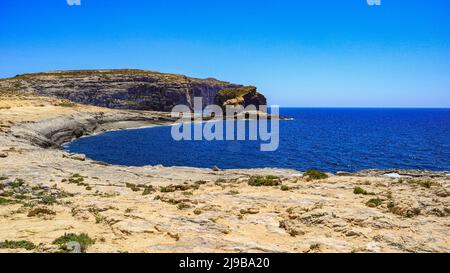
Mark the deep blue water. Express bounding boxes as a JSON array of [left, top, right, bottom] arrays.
[[65, 108, 450, 173]]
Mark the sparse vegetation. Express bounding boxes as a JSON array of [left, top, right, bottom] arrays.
[[125, 183, 141, 192], [10, 178, 25, 188], [304, 169, 328, 180], [0, 240, 36, 250], [27, 207, 56, 217], [142, 185, 156, 195], [310, 244, 321, 251], [212, 166, 220, 172], [57, 101, 77, 107], [366, 198, 383, 207], [0, 197, 11, 205], [405, 179, 438, 189], [353, 187, 375, 195], [52, 233, 94, 253], [193, 208, 202, 215], [248, 175, 281, 187], [240, 208, 259, 215], [39, 195, 57, 205], [160, 184, 199, 193], [280, 185, 290, 191], [177, 203, 191, 210], [67, 174, 89, 187]]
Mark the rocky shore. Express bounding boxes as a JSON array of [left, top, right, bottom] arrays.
[[1, 93, 449, 253]]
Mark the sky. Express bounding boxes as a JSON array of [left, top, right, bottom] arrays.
[[1, 0, 450, 107]]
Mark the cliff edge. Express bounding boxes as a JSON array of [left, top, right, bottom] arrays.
[[0, 69, 244, 112]]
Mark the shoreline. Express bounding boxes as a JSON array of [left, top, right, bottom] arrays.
[[60, 114, 449, 177]]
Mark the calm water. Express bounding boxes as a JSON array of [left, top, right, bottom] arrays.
[[65, 108, 450, 173]]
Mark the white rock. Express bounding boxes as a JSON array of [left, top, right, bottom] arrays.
[[384, 173, 402, 178]]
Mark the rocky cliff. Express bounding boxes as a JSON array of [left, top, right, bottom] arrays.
[[214, 86, 267, 111], [0, 69, 243, 111]]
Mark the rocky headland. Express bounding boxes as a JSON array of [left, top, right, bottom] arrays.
[[0, 69, 269, 112], [0, 71, 449, 253]]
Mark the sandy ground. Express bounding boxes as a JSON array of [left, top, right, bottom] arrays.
[[0, 96, 449, 253]]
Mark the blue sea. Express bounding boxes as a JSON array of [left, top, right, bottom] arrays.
[[65, 108, 450, 173]]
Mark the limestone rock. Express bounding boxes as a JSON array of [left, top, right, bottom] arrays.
[[214, 86, 267, 112], [0, 69, 241, 112]]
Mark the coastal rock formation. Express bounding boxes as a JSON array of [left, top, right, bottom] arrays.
[[214, 86, 267, 111], [0, 69, 242, 111]]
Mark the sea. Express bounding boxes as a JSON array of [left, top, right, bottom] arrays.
[[64, 108, 450, 173]]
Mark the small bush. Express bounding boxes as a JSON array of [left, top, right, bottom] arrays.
[[57, 101, 76, 107], [354, 187, 366, 195], [212, 166, 220, 172], [406, 179, 438, 189], [52, 233, 94, 253], [0, 240, 36, 250], [39, 195, 57, 205], [10, 178, 25, 188], [304, 169, 328, 180], [193, 209, 202, 215], [160, 184, 198, 193], [353, 187, 375, 195], [27, 207, 56, 217], [142, 186, 156, 195], [177, 203, 191, 210], [280, 185, 290, 191], [0, 197, 10, 205], [125, 183, 140, 192], [248, 176, 281, 187]]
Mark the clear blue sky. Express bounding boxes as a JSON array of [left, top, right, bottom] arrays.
[[1, 0, 449, 107]]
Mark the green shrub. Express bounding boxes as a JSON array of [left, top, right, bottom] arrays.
[[248, 175, 281, 187], [142, 186, 156, 195], [27, 207, 56, 217], [39, 195, 57, 205], [0, 240, 36, 250], [353, 187, 367, 195], [304, 169, 328, 180], [10, 178, 25, 188], [177, 203, 191, 210], [353, 187, 375, 195], [280, 185, 290, 191], [366, 198, 383, 207], [160, 184, 198, 192], [57, 101, 76, 107], [0, 197, 10, 205], [125, 183, 141, 192], [52, 233, 94, 253]]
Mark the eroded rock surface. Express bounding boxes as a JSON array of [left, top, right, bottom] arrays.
[[0, 69, 241, 111], [0, 96, 449, 253]]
